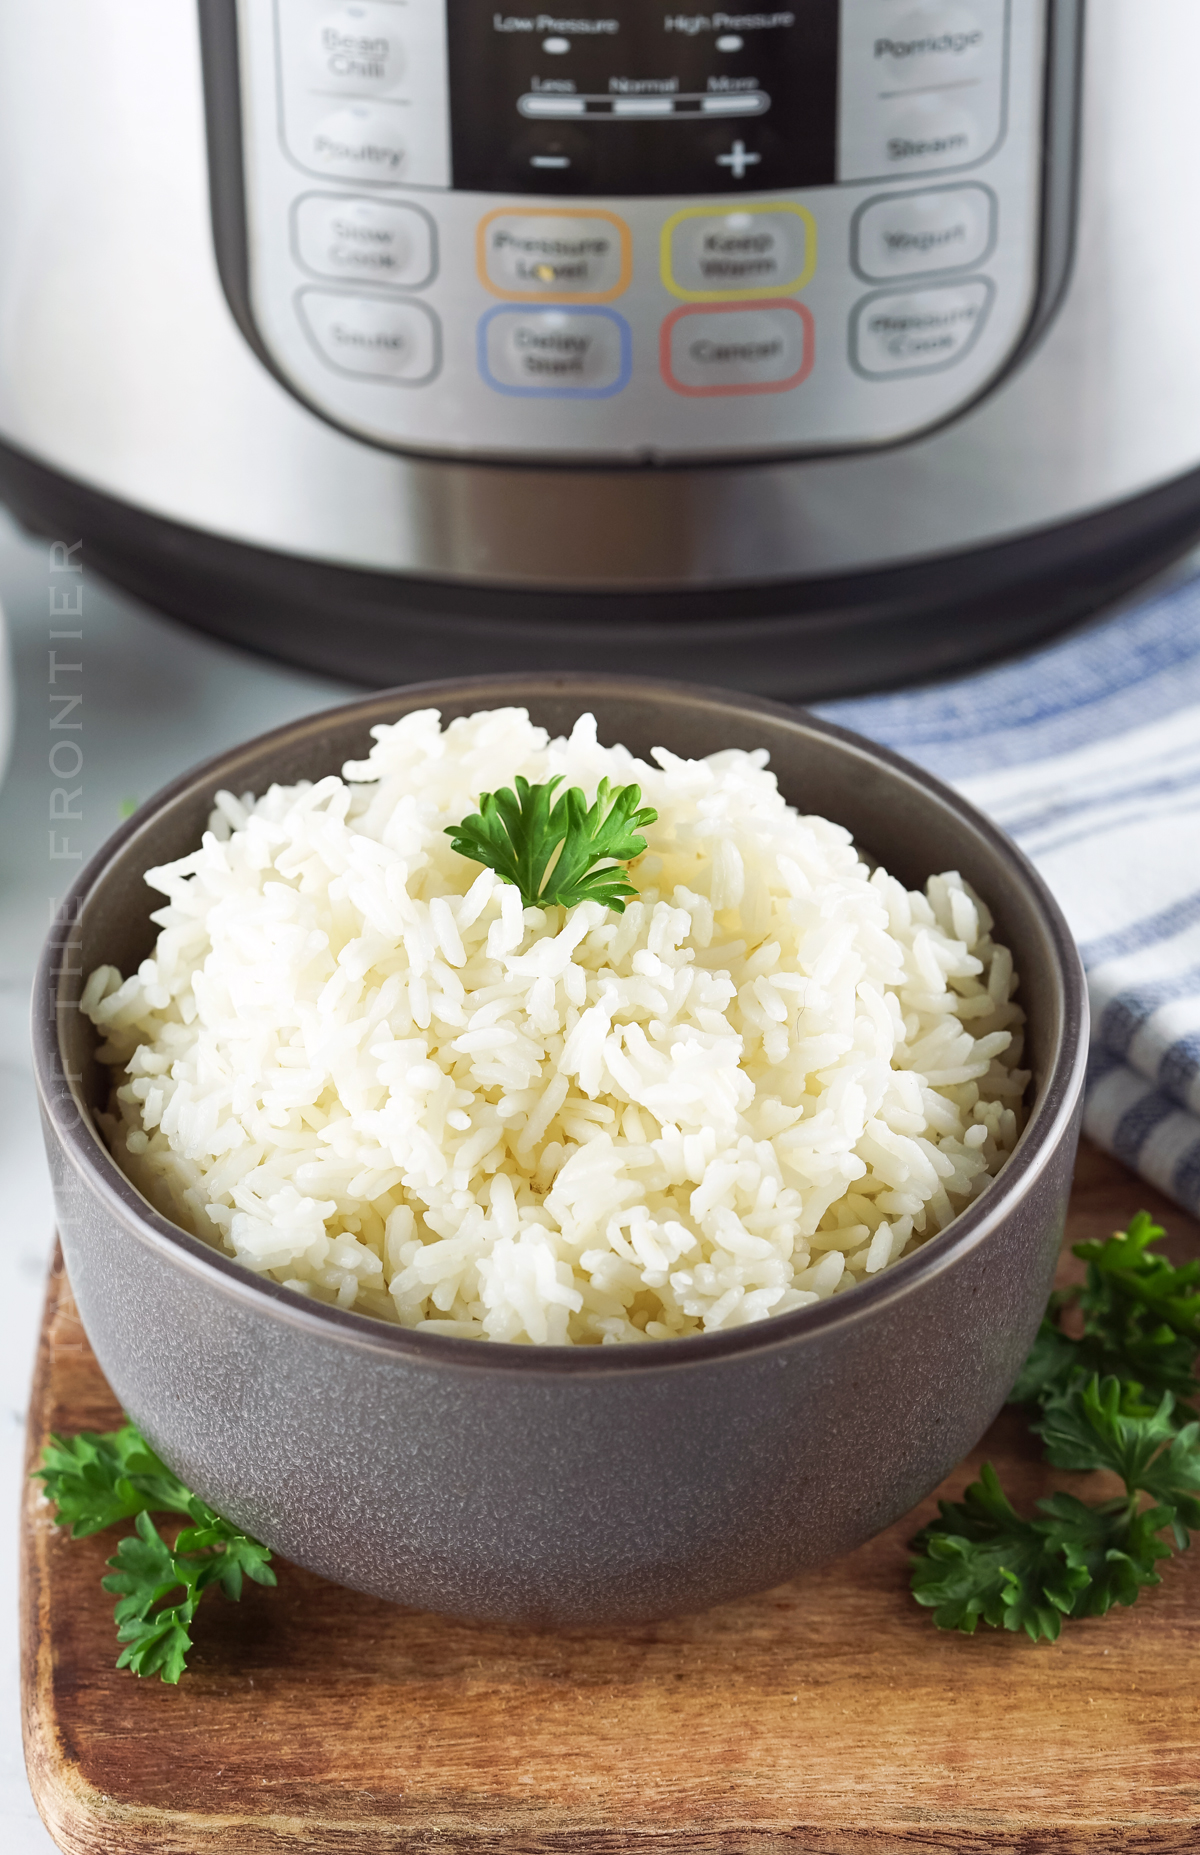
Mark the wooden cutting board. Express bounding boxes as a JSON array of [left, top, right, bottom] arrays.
[[21, 1140, 1200, 1855]]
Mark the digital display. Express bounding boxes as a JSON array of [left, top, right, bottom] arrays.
[[447, 6, 841, 196]]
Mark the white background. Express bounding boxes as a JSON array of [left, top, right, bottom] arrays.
[[0, 508, 348, 1850]]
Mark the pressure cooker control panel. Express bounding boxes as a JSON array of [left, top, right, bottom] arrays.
[[226, 0, 1048, 461]]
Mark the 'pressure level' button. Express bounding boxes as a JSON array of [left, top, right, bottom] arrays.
[[298, 290, 441, 383], [661, 301, 814, 396], [478, 307, 632, 397], [478, 211, 631, 301], [662, 203, 815, 301], [852, 185, 994, 281], [306, 104, 406, 182], [850, 279, 994, 377], [293, 195, 436, 289]]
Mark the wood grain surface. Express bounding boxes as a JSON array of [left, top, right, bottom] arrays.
[[21, 1141, 1200, 1855]]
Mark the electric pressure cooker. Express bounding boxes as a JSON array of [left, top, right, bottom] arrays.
[[0, 1, 1197, 696]]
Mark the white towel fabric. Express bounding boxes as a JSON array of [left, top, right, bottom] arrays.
[[818, 572, 1200, 1216]]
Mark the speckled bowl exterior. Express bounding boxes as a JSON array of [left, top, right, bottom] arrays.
[[33, 676, 1087, 1628]]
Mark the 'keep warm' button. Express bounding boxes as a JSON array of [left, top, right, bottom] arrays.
[[661, 301, 814, 397], [479, 307, 632, 397]]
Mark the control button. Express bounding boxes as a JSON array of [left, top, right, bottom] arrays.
[[306, 104, 406, 182], [881, 95, 980, 170], [297, 290, 440, 383], [661, 301, 814, 397], [478, 210, 631, 302], [293, 195, 436, 289], [875, 6, 986, 89], [850, 279, 994, 377], [663, 203, 815, 302], [310, 4, 406, 91], [852, 185, 994, 281], [478, 307, 631, 398]]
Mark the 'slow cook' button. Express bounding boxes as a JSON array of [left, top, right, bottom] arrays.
[[853, 185, 994, 280], [663, 203, 815, 300], [294, 195, 436, 289], [662, 301, 814, 396], [479, 307, 631, 397], [851, 278, 993, 376], [305, 104, 406, 181], [479, 211, 631, 300], [298, 289, 441, 383]]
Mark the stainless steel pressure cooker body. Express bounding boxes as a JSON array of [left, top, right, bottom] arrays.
[[1, 2, 1198, 694]]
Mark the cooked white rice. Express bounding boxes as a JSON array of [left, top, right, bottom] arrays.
[[82, 707, 1026, 1345]]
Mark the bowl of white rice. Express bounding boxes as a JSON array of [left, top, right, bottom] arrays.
[[35, 675, 1087, 1627]]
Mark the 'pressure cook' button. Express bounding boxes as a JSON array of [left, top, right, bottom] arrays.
[[310, 4, 406, 90], [306, 104, 406, 181], [882, 96, 980, 170], [661, 301, 814, 396], [662, 203, 815, 301], [851, 279, 994, 377], [293, 195, 436, 289], [478, 307, 631, 397], [852, 185, 994, 281], [298, 290, 440, 383], [478, 211, 631, 301], [874, 5, 986, 88]]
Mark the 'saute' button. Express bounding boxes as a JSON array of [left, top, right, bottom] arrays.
[[661, 301, 814, 396], [298, 290, 441, 383]]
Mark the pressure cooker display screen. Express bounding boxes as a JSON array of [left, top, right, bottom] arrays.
[[447, 6, 840, 195]]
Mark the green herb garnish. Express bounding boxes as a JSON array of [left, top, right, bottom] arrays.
[[35, 1421, 274, 1683], [445, 776, 657, 913], [910, 1212, 1200, 1641]]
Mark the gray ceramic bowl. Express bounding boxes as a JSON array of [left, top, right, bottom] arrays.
[[34, 675, 1087, 1628]]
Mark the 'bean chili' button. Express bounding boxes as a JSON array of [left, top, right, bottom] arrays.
[[661, 301, 815, 396]]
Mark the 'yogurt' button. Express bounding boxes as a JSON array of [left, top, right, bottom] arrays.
[[853, 186, 993, 280], [662, 302, 814, 395], [883, 95, 979, 169], [294, 196, 435, 288], [874, 5, 986, 88], [851, 279, 993, 376], [306, 104, 406, 181], [298, 290, 440, 383], [666, 206, 812, 298], [480, 308, 631, 396], [480, 212, 630, 299], [310, 4, 406, 89]]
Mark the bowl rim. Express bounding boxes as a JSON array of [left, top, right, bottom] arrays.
[[33, 671, 1089, 1378]]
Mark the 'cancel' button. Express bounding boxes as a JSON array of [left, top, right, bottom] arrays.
[[662, 301, 814, 396]]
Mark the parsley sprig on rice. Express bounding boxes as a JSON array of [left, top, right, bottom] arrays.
[[81, 709, 1026, 1345]]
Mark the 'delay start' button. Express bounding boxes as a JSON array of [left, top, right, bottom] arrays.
[[478, 307, 632, 397], [661, 301, 814, 396], [478, 211, 631, 301], [297, 289, 441, 383], [662, 202, 816, 301], [851, 278, 994, 376]]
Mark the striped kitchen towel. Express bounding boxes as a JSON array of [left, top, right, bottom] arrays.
[[818, 568, 1200, 1217]]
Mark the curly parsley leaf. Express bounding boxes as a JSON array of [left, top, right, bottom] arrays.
[[445, 775, 657, 913], [35, 1421, 274, 1683]]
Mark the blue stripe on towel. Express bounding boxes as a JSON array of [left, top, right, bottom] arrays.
[[1112, 1091, 1180, 1169]]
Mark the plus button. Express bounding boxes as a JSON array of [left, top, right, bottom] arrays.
[[716, 139, 761, 180]]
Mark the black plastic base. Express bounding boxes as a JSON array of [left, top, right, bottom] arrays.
[[4, 437, 1200, 697]]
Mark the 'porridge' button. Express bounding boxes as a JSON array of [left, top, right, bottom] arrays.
[[662, 302, 814, 395], [851, 279, 993, 376], [874, 5, 986, 88], [479, 308, 631, 396], [306, 104, 406, 181], [853, 185, 994, 280], [298, 290, 440, 383]]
